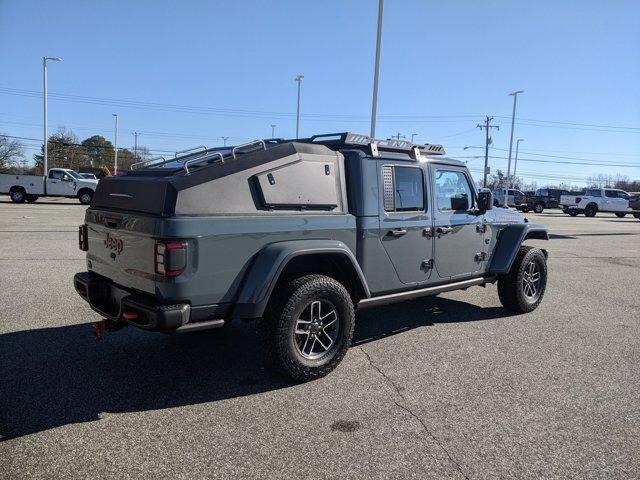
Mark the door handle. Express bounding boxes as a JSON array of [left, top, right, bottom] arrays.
[[436, 226, 453, 235], [388, 228, 408, 237]]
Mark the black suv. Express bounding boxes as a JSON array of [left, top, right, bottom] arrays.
[[523, 188, 582, 214]]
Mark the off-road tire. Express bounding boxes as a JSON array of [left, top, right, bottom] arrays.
[[78, 189, 93, 205], [25, 195, 39, 203], [568, 210, 579, 217], [498, 246, 547, 313], [584, 204, 598, 217], [10, 188, 25, 203], [258, 274, 355, 382], [533, 203, 544, 214], [615, 212, 627, 218], [634, 212, 640, 220]]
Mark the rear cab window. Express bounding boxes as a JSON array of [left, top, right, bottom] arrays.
[[382, 165, 425, 212]]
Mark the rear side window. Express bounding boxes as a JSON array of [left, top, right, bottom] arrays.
[[435, 170, 474, 211], [382, 165, 425, 212], [586, 189, 601, 197]]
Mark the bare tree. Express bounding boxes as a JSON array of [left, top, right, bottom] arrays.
[[0, 134, 25, 172]]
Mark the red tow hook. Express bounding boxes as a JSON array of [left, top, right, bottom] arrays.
[[92, 320, 105, 341]]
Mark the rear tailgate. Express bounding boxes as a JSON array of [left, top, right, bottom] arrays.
[[85, 209, 158, 294]]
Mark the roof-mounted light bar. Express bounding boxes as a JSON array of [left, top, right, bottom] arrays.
[[309, 132, 445, 156]]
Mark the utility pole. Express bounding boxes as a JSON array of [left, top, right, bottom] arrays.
[[270, 124, 276, 138], [112, 113, 119, 175], [476, 116, 499, 188], [295, 75, 304, 138], [133, 131, 140, 162], [221, 136, 229, 147], [411, 133, 417, 143], [513, 138, 524, 187], [43, 56, 62, 179], [505, 90, 523, 204], [370, 0, 384, 138], [392, 132, 405, 140]]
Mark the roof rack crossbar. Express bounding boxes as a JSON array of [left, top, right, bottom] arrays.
[[130, 156, 167, 170], [232, 139, 266, 160], [174, 145, 208, 159], [184, 152, 225, 174]]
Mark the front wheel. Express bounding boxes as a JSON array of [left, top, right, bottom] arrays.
[[615, 212, 627, 218], [259, 274, 355, 382], [568, 210, 579, 217], [498, 246, 547, 313], [78, 190, 93, 205]]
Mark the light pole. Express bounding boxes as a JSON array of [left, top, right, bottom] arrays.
[[270, 124, 276, 138], [513, 138, 524, 186], [411, 133, 417, 143], [295, 75, 303, 138], [112, 114, 119, 175], [43, 56, 62, 178], [505, 90, 523, 204], [133, 131, 140, 162], [370, 0, 384, 139], [222, 136, 229, 146]]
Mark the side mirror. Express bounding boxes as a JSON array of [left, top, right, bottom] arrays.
[[477, 189, 493, 211], [62, 174, 71, 182]]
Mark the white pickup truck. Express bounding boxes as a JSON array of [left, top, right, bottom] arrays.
[[559, 188, 633, 217], [0, 168, 99, 205]]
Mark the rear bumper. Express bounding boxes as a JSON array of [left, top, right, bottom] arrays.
[[74, 271, 189, 331]]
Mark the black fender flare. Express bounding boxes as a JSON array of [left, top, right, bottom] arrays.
[[488, 223, 548, 275], [233, 240, 370, 319]]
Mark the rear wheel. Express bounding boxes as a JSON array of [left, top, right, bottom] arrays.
[[568, 210, 579, 217], [258, 274, 355, 382], [498, 246, 547, 313], [615, 212, 627, 218], [10, 188, 25, 203], [584, 204, 598, 217], [533, 203, 544, 214], [634, 213, 640, 220]]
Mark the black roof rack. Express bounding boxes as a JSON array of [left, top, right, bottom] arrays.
[[299, 132, 446, 156]]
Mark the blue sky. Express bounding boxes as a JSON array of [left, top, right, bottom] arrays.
[[1, 0, 639, 187]]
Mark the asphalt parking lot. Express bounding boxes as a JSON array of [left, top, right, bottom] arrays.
[[0, 198, 638, 479]]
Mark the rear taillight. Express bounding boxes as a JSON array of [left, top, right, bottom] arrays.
[[155, 241, 187, 277], [79, 224, 88, 251], [575, 197, 581, 204]]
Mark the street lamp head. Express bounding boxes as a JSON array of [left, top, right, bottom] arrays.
[[112, 113, 118, 117], [509, 90, 524, 96], [44, 57, 62, 62], [517, 138, 524, 142], [295, 74, 304, 82]]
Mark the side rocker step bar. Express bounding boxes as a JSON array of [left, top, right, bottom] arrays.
[[357, 276, 496, 309]]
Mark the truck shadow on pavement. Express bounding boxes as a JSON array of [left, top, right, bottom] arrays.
[[0, 296, 509, 441]]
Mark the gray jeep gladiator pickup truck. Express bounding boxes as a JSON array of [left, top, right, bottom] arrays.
[[74, 132, 549, 381]]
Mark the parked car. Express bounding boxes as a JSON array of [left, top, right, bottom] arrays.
[[629, 193, 640, 219], [492, 188, 526, 208], [521, 188, 581, 214], [0, 168, 98, 204], [74, 132, 548, 381], [560, 188, 631, 217]]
